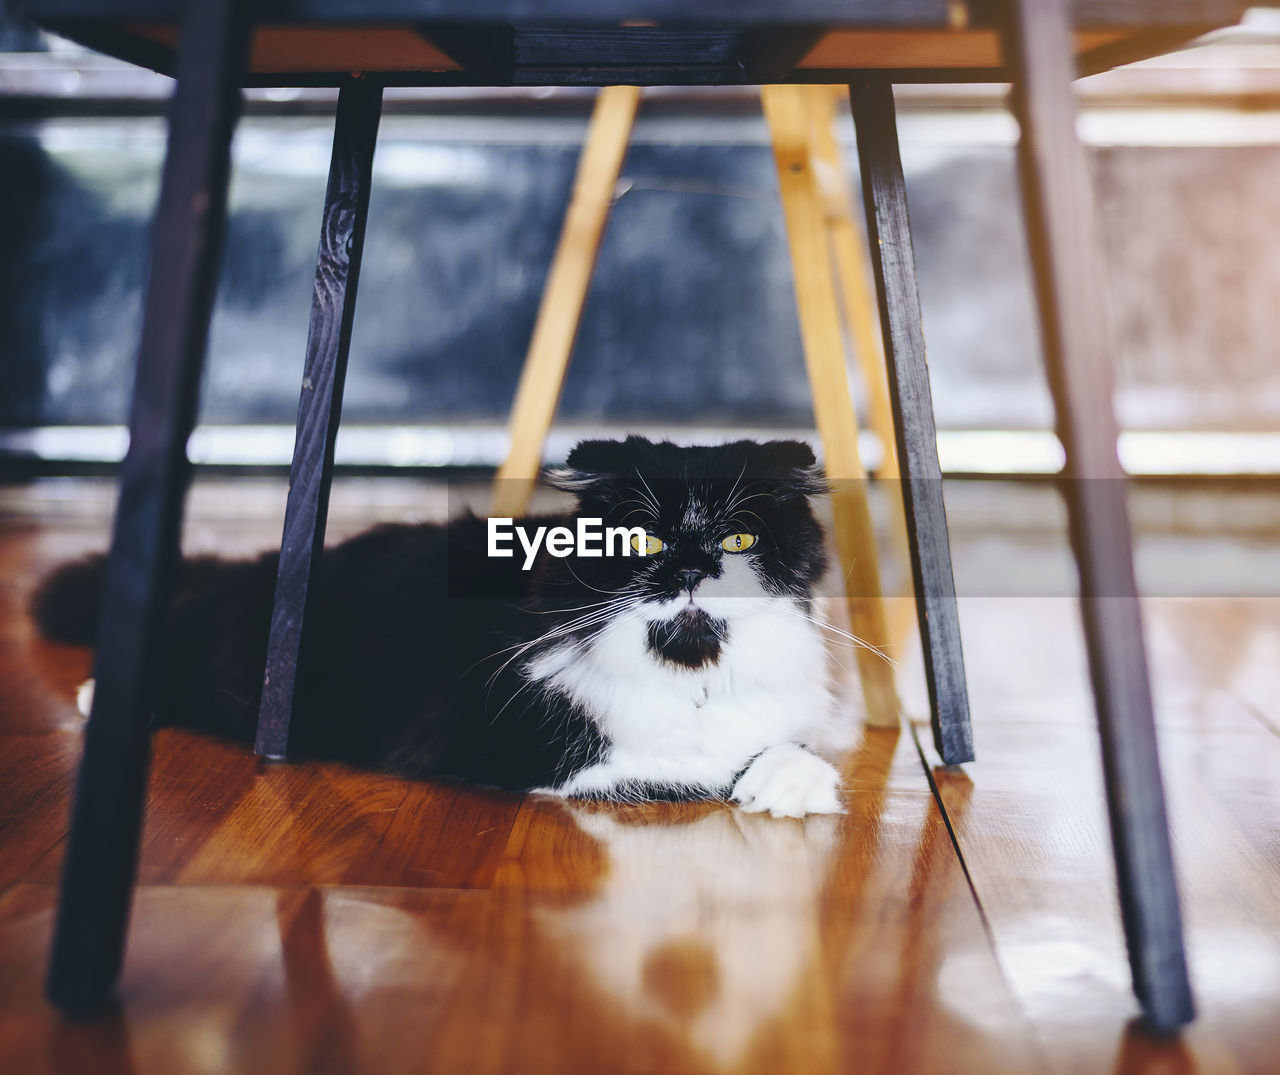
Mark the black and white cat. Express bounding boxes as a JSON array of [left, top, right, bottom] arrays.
[[33, 437, 850, 817]]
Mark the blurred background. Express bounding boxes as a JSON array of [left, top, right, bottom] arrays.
[[3, 9, 1280, 477]]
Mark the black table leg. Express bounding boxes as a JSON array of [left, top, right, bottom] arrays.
[[45, 0, 250, 1017], [849, 76, 975, 767], [1003, 0, 1194, 1033], [254, 78, 382, 758]]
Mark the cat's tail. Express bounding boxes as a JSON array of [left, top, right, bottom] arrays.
[[31, 551, 280, 742], [29, 555, 106, 645]]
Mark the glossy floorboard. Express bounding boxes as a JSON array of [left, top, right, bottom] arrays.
[[1, 480, 1278, 1074]]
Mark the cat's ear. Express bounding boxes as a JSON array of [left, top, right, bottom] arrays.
[[756, 440, 827, 498], [545, 438, 641, 495]]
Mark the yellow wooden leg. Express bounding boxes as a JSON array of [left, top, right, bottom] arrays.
[[803, 87, 898, 481], [802, 85, 918, 654], [762, 84, 899, 728], [491, 85, 641, 518]]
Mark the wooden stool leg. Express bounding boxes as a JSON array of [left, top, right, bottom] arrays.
[[45, 0, 250, 1016], [762, 84, 898, 729], [492, 85, 640, 518], [803, 89, 900, 482], [848, 76, 975, 765], [255, 78, 383, 759], [802, 85, 918, 653], [1003, 0, 1193, 1032]]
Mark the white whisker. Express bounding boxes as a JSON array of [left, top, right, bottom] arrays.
[[770, 602, 899, 669]]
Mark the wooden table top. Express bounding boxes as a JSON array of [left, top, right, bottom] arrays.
[[13, 0, 1256, 86]]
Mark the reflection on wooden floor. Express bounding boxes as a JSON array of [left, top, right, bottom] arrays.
[[1, 481, 1278, 1074]]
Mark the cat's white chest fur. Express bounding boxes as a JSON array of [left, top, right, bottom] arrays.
[[526, 597, 847, 813]]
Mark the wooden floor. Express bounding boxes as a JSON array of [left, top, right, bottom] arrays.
[[1, 478, 1278, 1074]]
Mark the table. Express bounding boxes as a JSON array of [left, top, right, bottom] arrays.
[[15, 0, 1249, 1034]]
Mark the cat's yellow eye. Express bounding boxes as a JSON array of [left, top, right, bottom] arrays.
[[721, 533, 757, 553], [631, 533, 665, 556]]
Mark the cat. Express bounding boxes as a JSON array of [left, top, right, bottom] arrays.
[[32, 436, 852, 817]]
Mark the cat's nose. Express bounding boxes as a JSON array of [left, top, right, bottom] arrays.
[[676, 567, 706, 594]]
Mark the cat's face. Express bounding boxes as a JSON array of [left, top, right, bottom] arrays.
[[543, 437, 829, 669]]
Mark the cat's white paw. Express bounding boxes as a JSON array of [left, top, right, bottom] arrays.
[[731, 743, 844, 818], [75, 678, 95, 718]]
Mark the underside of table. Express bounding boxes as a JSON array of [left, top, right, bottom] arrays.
[[12, 0, 1250, 86]]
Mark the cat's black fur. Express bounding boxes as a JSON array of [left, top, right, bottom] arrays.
[[31, 436, 830, 798]]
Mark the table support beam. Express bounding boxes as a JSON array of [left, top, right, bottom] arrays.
[[849, 75, 974, 766], [1003, 0, 1194, 1033], [45, 0, 251, 1017], [255, 77, 383, 759]]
